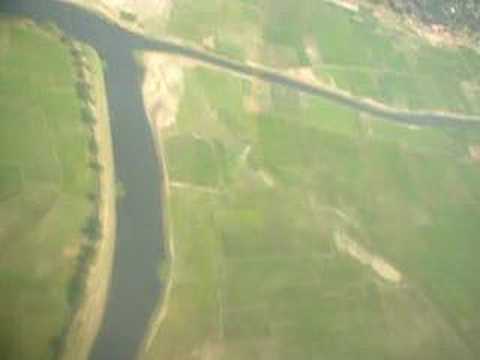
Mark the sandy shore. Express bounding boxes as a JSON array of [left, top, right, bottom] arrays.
[[58, 0, 172, 34], [61, 45, 116, 360], [135, 51, 194, 358]]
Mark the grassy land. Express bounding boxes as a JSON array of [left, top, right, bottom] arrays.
[[145, 0, 480, 116], [141, 63, 480, 359], [0, 19, 103, 359]]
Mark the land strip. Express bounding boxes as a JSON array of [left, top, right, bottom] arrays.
[[60, 45, 116, 360]]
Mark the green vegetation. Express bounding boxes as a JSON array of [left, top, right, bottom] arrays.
[[0, 19, 99, 359], [165, 134, 221, 187], [163, 0, 258, 61], [155, 0, 480, 115], [142, 65, 480, 359]]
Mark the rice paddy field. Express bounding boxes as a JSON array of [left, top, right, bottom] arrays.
[[0, 19, 97, 359], [153, 0, 480, 115], [142, 63, 480, 359]]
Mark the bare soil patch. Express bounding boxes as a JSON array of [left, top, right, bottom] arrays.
[[286, 66, 319, 86], [325, 0, 359, 13], [243, 80, 270, 114], [469, 145, 480, 162], [142, 52, 194, 131], [303, 36, 321, 64], [334, 229, 402, 284]]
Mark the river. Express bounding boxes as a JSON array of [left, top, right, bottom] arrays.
[[1, 1, 479, 359]]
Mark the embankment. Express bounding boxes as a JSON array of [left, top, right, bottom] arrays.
[[61, 45, 116, 360], [135, 52, 187, 358]]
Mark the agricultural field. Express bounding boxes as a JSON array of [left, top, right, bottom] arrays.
[[0, 19, 98, 359], [141, 62, 480, 359], [134, 0, 480, 115]]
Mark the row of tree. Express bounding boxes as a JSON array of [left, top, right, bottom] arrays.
[[51, 34, 103, 358]]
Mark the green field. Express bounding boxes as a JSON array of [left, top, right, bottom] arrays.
[[142, 64, 480, 359], [0, 19, 98, 359], [147, 0, 480, 115]]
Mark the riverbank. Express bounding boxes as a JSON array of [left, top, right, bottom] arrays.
[[61, 45, 116, 360], [136, 52, 178, 358]]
